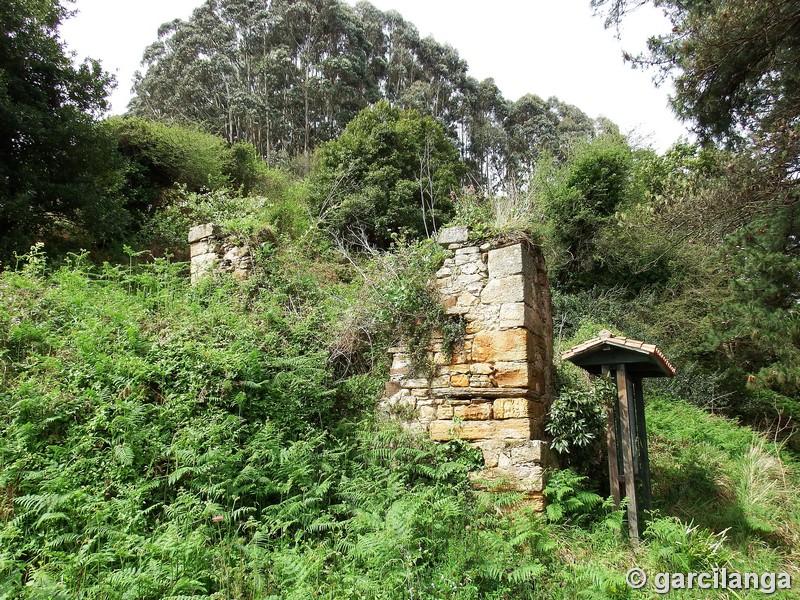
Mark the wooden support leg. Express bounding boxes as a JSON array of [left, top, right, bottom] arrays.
[[616, 364, 639, 542], [634, 377, 652, 514], [602, 365, 621, 507]]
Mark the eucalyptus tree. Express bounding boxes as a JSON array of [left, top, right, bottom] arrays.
[[459, 78, 509, 188], [130, 0, 602, 188], [503, 94, 559, 180]]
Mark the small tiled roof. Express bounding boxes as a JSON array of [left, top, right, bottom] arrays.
[[561, 330, 676, 377]]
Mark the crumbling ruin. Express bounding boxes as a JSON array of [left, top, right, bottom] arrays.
[[188, 223, 253, 284], [379, 226, 557, 505]]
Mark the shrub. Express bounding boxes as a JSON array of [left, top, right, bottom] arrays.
[[546, 376, 612, 470], [310, 101, 464, 248], [540, 134, 634, 290]]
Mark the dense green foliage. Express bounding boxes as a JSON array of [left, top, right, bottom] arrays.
[[3, 0, 800, 596], [0, 0, 123, 258], [540, 134, 634, 290], [2, 245, 798, 598], [311, 101, 462, 247]]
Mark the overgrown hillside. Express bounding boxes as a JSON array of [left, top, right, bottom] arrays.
[[3, 0, 800, 597], [1, 221, 798, 598]]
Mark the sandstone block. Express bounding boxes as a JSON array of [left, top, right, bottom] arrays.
[[454, 247, 481, 266], [470, 363, 494, 375], [433, 352, 450, 366], [487, 244, 533, 279], [468, 466, 544, 493], [469, 374, 493, 388], [457, 292, 478, 307], [384, 381, 402, 398], [437, 405, 454, 419], [403, 378, 430, 389], [436, 277, 452, 288], [481, 275, 526, 304], [493, 397, 535, 419], [475, 439, 506, 468], [455, 273, 484, 285], [493, 362, 529, 388], [465, 320, 482, 334], [509, 440, 546, 465], [429, 419, 496, 441], [453, 403, 492, 420], [496, 418, 534, 440], [190, 240, 217, 258], [459, 261, 479, 275], [498, 302, 538, 330], [418, 405, 437, 421], [188, 223, 219, 243], [437, 226, 469, 245], [391, 353, 410, 371], [190, 253, 217, 283], [431, 376, 450, 388], [445, 304, 470, 316], [450, 374, 470, 387], [471, 329, 529, 362]]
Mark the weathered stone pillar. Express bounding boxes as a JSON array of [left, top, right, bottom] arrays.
[[188, 223, 221, 285], [380, 226, 556, 505], [188, 223, 253, 284]]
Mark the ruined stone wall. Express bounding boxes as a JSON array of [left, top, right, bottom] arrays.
[[188, 223, 253, 284], [379, 226, 556, 501]]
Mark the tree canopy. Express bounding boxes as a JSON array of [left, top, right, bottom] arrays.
[[310, 100, 463, 247], [0, 0, 123, 258], [130, 0, 600, 189]]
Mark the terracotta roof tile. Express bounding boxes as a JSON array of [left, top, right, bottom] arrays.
[[561, 332, 676, 377]]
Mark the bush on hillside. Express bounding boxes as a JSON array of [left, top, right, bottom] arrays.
[[310, 101, 464, 248]]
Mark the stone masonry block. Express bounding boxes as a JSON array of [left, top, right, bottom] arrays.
[[429, 417, 531, 441], [487, 243, 534, 280], [492, 362, 529, 388], [493, 397, 535, 419], [455, 253, 481, 270], [190, 253, 217, 282], [471, 329, 529, 363], [402, 378, 430, 389], [470, 363, 494, 375], [188, 223, 220, 243], [437, 226, 469, 245], [429, 419, 495, 441], [453, 403, 492, 420], [498, 302, 539, 330], [437, 405, 454, 419], [495, 418, 534, 440], [190, 239, 217, 258], [481, 275, 527, 304], [450, 374, 470, 387], [509, 440, 546, 465]]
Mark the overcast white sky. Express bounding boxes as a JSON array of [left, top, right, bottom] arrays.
[[60, 0, 692, 151]]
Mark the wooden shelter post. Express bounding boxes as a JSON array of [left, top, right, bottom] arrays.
[[602, 365, 621, 507], [616, 364, 639, 541], [561, 330, 675, 543], [633, 377, 652, 513]]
